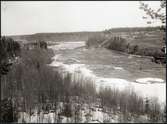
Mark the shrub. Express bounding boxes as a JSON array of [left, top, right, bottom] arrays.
[[0, 36, 21, 63], [1, 98, 18, 122], [105, 36, 128, 52], [86, 34, 106, 48], [86, 35, 128, 52]]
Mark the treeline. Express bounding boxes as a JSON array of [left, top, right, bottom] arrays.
[[104, 26, 161, 33], [8, 32, 101, 42], [1, 36, 21, 122], [0, 36, 21, 65]]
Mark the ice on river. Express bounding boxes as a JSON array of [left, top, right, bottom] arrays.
[[136, 78, 164, 84], [113, 67, 124, 70], [48, 41, 85, 50], [49, 42, 166, 104], [50, 54, 166, 104]]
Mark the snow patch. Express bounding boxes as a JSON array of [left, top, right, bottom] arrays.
[[136, 78, 164, 84], [132, 82, 166, 104], [95, 77, 165, 104], [95, 77, 132, 91], [113, 67, 124, 70], [49, 54, 96, 78], [64, 64, 95, 78], [49, 54, 64, 67]]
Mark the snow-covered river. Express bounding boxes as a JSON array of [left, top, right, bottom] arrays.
[[49, 41, 166, 104]]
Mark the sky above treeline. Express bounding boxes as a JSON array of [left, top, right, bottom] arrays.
[[1, 1, 164, 35]]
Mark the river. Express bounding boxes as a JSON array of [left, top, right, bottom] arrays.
[[48, 41, 166, 104]]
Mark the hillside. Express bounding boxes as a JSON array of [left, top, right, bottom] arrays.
[[86, 27, 165, 63], [104, 26, 161, 33], [6, 26, 163, 44], [7, 32, 101, 43], [7, 27, 165, 58]]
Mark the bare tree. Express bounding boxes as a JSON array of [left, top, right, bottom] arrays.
[[139, 0, 166, 44], [139, 0, 166, 26]]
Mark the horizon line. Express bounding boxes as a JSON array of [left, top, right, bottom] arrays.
[[2, 25, 161, 37]]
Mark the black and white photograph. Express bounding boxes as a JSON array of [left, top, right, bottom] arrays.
[[1, 1, 166, 123]]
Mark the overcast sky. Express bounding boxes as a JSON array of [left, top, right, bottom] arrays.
[[1, 1, 163, 35]]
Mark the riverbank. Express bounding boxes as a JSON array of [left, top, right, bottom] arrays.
[[86, 32, 165, 64]]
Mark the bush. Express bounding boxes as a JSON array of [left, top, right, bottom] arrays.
[[86, 35, 128, 52], [105, 36, 128, 52], [0, 36, 21, 63], [1, 98, 18, 122], [86, 34, 106, 48], [137, 47, 164, 57], [0, 36, 21, 76]]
